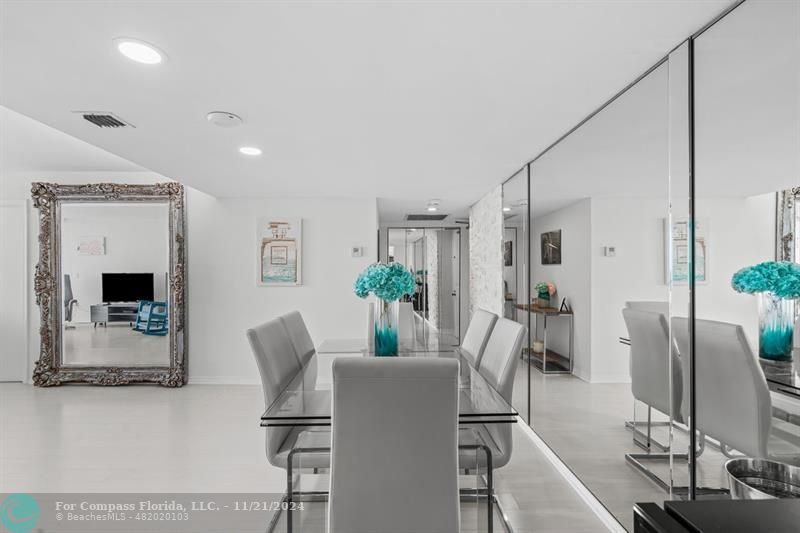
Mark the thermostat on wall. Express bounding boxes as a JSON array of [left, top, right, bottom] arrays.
[[351, 247, 364, 257], [603, 246, 616, 257]]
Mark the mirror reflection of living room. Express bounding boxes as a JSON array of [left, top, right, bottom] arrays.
[[61, 202, 170, 367]]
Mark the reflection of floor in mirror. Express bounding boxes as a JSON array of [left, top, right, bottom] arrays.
[[0, 383, 606, 533], [62, 323, 169, 366], [512, 364, 800, 531]]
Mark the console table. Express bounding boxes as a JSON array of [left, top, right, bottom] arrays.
[[515, 304, 574, 374], [90, 302, 139, 327]]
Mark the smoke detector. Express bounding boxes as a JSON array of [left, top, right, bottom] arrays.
[[206, 111, 243, 128]]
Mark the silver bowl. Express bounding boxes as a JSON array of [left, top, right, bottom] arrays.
[[725, 458, 800, 499]]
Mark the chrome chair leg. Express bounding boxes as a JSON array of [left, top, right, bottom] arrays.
[[625, 405, 670, 452], [459, 443, 495, 533]]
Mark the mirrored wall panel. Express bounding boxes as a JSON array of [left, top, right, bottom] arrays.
[[509, 54, 684, 528], [690, 0, 800, 496]]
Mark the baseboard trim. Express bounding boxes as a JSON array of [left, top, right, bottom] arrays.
[[516, 421, 627, 533], [187, 376, 260, 385]]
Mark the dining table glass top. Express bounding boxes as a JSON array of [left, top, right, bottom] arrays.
[[260, 344, 518, 427]]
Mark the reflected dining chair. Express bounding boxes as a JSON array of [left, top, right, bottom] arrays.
[[622, 308, 687, 491], [457, 308, 498, 367], [622, 306, 684, 453], [672, 317, 772, 460], [329, 357, 460, 533], [247, 315, 330, 530]]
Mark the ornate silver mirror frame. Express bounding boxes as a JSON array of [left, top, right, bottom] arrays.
[[31, 182, 187, 387], [777, 187, 800, 262]]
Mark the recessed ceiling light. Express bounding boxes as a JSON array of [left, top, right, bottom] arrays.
[[239, 146, 262, 156], [503, 207, 511, 212], [114, 38, 165, 64], [426, 199, 441, 212], [427, 206, 438, 212]]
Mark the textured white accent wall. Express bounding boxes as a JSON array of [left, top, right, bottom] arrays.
[[425, 231, 439, 329], [469, 185, 503, 318]]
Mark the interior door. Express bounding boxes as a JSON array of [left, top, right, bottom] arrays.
[[0, 202, 27, 382]]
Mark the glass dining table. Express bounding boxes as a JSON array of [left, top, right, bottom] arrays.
[[261, 340, 518, 428], [260, 338, 518, 533]]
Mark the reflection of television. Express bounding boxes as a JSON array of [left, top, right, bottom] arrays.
[[102, 273, 154, 303]]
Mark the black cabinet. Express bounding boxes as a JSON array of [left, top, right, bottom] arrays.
[[635, 500, 800, 533]]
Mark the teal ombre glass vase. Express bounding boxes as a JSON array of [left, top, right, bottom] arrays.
[[374, 298, 399, 356], [758, 292, 795, 361]]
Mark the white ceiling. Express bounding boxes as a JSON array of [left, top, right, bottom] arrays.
[[1, 0, 735, 219], [0, 106, 142, 174]]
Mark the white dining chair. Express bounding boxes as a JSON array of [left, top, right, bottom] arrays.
[[622, 308, 684, 447], [672, 317, 772, 459], [625, 301, 669, 316], [621, 308, 688, 490], [329, 357, 460, 533], [458, 308, 498, 367], [460, 317, 526, 474], [280, 310, 316, 366], [246, 315, 330, 527]]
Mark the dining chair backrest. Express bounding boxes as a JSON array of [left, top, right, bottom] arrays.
[[280, 311, 316, 366], [477, 317, 526, 402], [460, 308, 498, 367], [246, 317, 301, 463], [625, 301, 668, 316], [474, 317, 526, 470], [329, 358, 460, 533], [623, 308, 683, 423], [672, 317, 771, 458]]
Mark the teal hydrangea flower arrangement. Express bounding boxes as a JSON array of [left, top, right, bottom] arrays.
[[732, 261, 800, 361], [731, 261, 800, 299], [354, 262, 416, 302], [354, 263, 415, 356]]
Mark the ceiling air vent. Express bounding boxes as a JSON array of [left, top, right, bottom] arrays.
[[406, 213, 449, 221], [74, 111, 135, 128]]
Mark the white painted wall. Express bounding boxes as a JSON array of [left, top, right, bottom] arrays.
[[469, 185, 503, 318], [61, 204, 169, 323], [186, 189, 377, 383], [531, 199, 592, 381]]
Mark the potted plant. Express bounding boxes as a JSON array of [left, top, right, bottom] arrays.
[[354, 262, 416, 356], [732, 261, 800, 361], [534, 281, 556, 308]]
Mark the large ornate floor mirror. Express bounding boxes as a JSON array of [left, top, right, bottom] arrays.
[[31, 182, 187, 386]]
